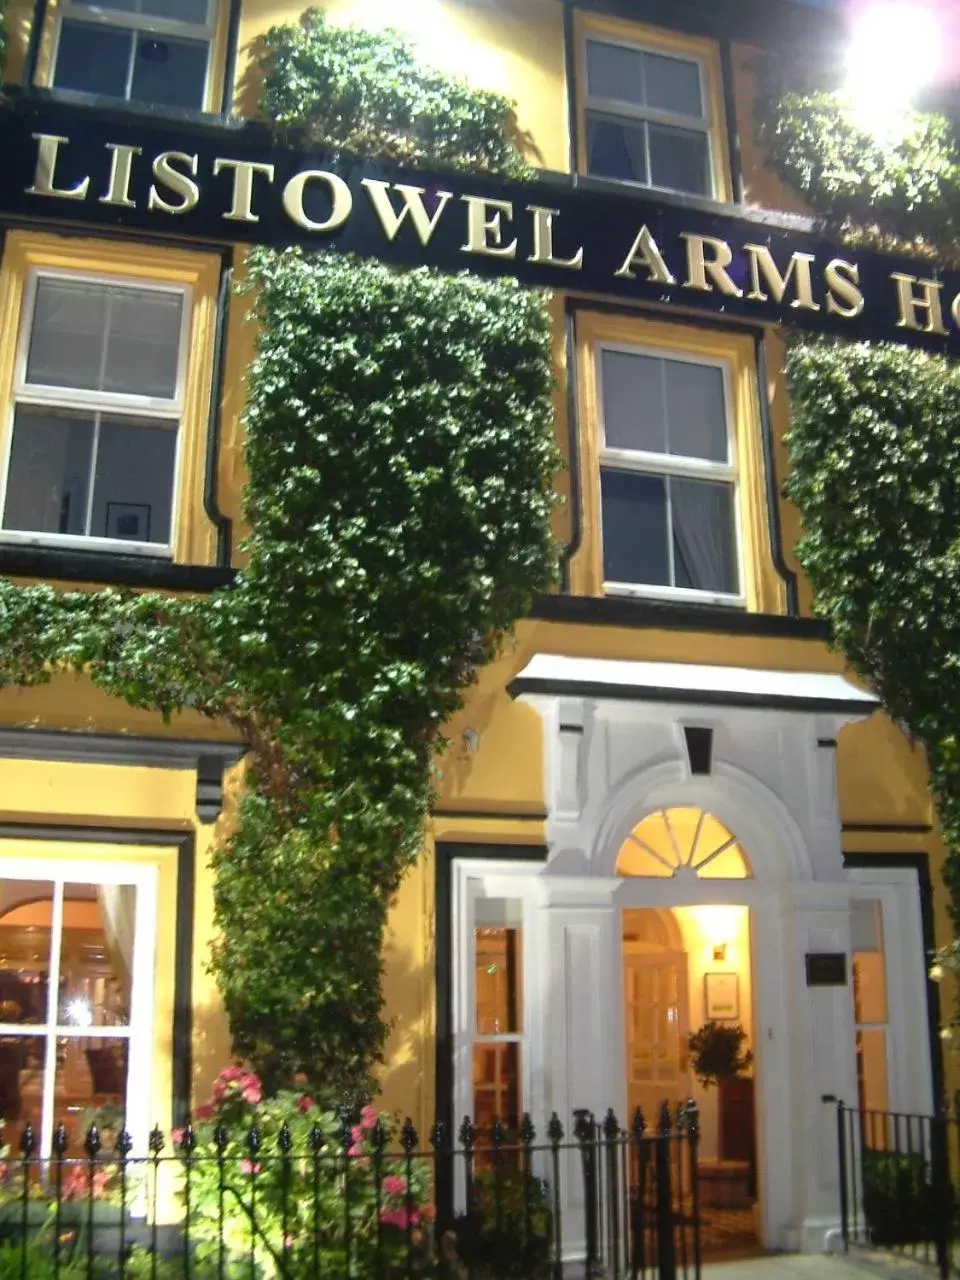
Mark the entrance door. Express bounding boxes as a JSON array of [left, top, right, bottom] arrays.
[[623, 923, 690, 1124]]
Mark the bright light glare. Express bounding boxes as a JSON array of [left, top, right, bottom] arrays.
[[66, 997, 93, 1027], [845, 3, 943, 140]]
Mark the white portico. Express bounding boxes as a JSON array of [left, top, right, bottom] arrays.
[[449, 656, 935, 1255]]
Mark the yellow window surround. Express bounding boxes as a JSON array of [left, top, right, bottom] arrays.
[[0, 837, 178, 1143], [28, 0, 228, 115], [569, 310, 785, 615], [574, 10, 732, 204], [0, 231, 222, 567]]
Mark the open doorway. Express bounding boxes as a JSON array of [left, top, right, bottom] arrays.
[[622, 900, 761, 1260]]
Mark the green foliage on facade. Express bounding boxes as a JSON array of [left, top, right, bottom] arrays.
[[758, 68, 960, 1010], [258, 6, 530, 178], [0, 17, 560, 1097], [754, 61, 960, 261]]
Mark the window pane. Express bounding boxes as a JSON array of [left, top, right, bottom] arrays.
[[856, 1029, 889, 1116], [601, 351, 666, 454], [671, 476, 738, 594], [643, 51, 702, 117], [90, 416, 177, 545], [102, 288, 183, 399], [586, 113, 648, 184], [141, 0, 209, 22], [3, 408, 93, 537], [648, 123, 710, 195], [472, 1041, 520, 1131], [27, 280, 110, 391], [600, 469, 668, 586], [130, 33, 208, 109], [475, 927, 522, 1035], [664, 360, 728, 462], [0, 1036, 45, 1156], [586, 39, 645, 107], [53, 20, 132, 97], [58, 885, 134, 1029], [56, 1037, 129, 1146], [27, 280, 182, 398], [853, 952, 887, 1025], [0, 881, 55, 1025]]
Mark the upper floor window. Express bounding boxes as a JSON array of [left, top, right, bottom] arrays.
[[597, 344, 742, 603], [584, 36, 713, 197], [51, 0, 212, 110], [2, 271, 189, 554]]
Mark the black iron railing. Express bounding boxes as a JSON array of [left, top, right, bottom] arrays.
[[835, 1099, 956, 1278], [0, 1102, 701, 1280]]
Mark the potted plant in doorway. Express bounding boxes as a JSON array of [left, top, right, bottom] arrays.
[[688, 1022, 755, 1178]]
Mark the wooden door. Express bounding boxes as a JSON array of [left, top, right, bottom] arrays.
[[624, 947, 690, 1126]]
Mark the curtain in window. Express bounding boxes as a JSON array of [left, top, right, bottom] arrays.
[[96, 884, 136, 997]]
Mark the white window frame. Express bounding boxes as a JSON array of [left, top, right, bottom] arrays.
[[49, 0, 214, 111], [596, 340, 746, 607], [451, 862, 543, 1197], [0, 857, 158, 1159], [580, 32, 716, 198], [0, 266, 193, 558]]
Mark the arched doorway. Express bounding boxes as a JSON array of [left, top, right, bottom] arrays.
[[617, 808, 759, 1259]]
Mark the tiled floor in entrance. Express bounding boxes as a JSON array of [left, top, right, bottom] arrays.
[[700, 1206, 764, 1261]]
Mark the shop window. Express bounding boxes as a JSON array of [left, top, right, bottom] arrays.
[[50, 0, 212, 110], [576, 17, 730, 201], [0, 864, 156, 1157], [598, 344, 742, 602], [0, 233, 221, 565], [472, 897, 524, 1137], [852, 900, 890, 1127]]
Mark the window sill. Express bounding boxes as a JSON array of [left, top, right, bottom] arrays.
[[13, 84, 240, 130], [0, 541, 235, 590], [529, 593, 831, 641], [604, 582, 746, 609]]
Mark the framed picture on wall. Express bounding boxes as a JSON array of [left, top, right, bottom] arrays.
[[106, 503, 152, 542], [704, 972, 739, 1020]]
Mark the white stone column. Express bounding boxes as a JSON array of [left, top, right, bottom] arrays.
[[792, 893, 859, 1252], [537, 875, 623, 1259]]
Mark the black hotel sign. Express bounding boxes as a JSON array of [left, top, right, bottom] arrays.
[[2, 99, 959, 353]]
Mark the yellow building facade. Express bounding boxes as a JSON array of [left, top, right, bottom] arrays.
[[0, 0, 947, 1255]]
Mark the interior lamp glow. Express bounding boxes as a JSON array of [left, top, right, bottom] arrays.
[[844, 3, 943, 140], [65, 997, 93, 1027]]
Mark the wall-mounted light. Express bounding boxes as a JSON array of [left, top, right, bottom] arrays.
[[462, 727, 480, 754]]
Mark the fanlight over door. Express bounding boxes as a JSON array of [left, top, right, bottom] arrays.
[[616, 807, 751, 880]]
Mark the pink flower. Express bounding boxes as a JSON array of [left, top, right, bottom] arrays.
[[360, 1106, 378, 1130], [382, 1175, 407, 1197], [241, 1085, 262, 1105], [218, 1066, 245, 1083], [171, 1128, 185, 1147], [213, 1082, 226, 1103], [380, 1207, 410, 1230], [348, 1144, 364, 1158], [240, 1160, 261, 1176], [297, 1096, 316, 1114], [194, 1104, 213, 1121]]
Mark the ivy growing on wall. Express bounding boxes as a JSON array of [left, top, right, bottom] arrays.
[[757, 65, 960, 1021], [0, 14, 560, 1097]]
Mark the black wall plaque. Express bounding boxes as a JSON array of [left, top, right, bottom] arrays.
[[805, 952, 847, 986]]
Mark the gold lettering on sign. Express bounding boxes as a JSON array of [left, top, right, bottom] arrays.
[[824, 259, 865, 318], [743, 245, 820, 312], [614, 225, 675, 284], [461, 195, 517, 259], [282, 170, 352, 233], [148, 152, 200, 215], [213, 159, 276, 223], [99, 143, 142, 209], [361, 179, 453, 245], [891, 272, 948, 334], [526, 205, 583, 270], [681, 234, 742, 297], [26, 133, 90, 201]]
